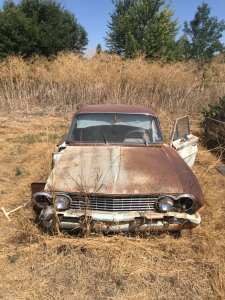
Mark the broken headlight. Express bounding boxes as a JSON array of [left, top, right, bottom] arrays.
[[31, 192, 71, 211], [31, 192, 53, 208], [156, 194, 197, 212], [55, 195, 71, 211], [157, 197, 174, 211], [174, 196, 194, 212]]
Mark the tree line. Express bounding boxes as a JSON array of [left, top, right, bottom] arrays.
[[0, 0, 225, 62]]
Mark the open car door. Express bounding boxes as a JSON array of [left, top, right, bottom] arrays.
[[170, 116, 198, 168]]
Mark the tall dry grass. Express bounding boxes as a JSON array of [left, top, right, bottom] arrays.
[[1, 52, 225, 113]]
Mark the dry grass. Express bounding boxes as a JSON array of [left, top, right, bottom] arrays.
[[1, 53, 225, 114], [1, 52, 225, 298], [0, 111, 225, 299]]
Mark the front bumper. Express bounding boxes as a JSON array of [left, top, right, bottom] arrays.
[[40, 208, 201, 232]]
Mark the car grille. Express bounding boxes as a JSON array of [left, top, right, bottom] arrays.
[[70, 195, 157, 212]]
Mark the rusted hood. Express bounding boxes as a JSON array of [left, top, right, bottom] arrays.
[[45, 146, 183, 195]]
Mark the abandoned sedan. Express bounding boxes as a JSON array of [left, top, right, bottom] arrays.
[[31, 105, 204, 232]]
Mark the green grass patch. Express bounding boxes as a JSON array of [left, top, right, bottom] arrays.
[[14, 167, 22, 176], [8, 132, 61, 144]]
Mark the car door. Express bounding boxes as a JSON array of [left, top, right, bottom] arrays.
[[170, 116, 198, 167]]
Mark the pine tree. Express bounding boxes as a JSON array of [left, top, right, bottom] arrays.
[[96, 43, 102, 54], [104, 0, 182, 60], [183, 2, 225, 60]]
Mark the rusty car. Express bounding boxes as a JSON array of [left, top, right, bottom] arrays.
[[31, 105, 204, 232]]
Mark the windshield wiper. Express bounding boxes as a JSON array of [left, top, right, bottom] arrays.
[[143, 137, 148, 146], [101, 129, 108, 145], [138, 131, 148, 146]]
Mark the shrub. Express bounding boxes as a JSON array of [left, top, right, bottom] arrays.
[[200, 96, 225, 127]]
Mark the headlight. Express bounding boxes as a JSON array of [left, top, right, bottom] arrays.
[[31, 192, 52, 208], [158, 197, 174, 211], [177, 197, 193, 211], [156, 194, 197, 212], [55, 195, 71, 211]]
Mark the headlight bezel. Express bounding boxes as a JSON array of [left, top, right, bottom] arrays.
[[157, 194, 198, 213], [31, 192, 72, 211]]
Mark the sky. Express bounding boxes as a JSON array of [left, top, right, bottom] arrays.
[[1, 0, 225, 52]]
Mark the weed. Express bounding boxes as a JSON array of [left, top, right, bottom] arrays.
[[15, 167, 22, 176], [9, 252, 20, 263], [10, 132, 61, 144], [48, 133, 61, 143], [1, 190, 4, 194]]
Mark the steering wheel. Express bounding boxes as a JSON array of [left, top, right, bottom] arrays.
[[124, 130, 150, 141]]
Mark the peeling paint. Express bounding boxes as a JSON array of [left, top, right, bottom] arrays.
[[45, 146, 184, 195]]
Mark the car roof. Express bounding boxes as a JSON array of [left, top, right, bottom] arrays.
[[74, 104, 156, 116]]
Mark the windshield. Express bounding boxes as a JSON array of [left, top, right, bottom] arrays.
[[67, 113, 163, 144]]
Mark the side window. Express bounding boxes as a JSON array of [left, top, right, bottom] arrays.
[[173, 116, 190, 141], [170, 116, 190, 145]]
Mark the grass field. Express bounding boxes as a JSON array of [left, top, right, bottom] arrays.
[[0, 109, 225, 299]]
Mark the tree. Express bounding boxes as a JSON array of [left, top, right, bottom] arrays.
[[0, 2, 32, 58], [183, 2, 225, 60], [96, 43, 102, 54], [0, 0, 88, 58], [104, 0, 182, 60]]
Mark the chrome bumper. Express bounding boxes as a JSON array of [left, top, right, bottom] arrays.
[[41, 208, 201, 232]]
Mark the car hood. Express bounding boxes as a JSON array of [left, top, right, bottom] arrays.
[[45, 146, 183, 195]]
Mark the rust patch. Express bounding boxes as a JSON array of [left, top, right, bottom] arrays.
[[45, 146, 183, 195], [31, 182, 46, 194]]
